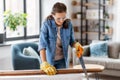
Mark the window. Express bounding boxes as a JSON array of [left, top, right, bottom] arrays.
[[2, 0, 41, 41], [5, 0, 24, 39], [26, 0, 40, 36], [0, 0, 4, 34]]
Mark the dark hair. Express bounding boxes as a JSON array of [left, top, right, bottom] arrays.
[[51, 2, 67, 14], [47, 2, 70, 28]]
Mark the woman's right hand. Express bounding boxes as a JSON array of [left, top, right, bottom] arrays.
[[40, 61, 57, 75]]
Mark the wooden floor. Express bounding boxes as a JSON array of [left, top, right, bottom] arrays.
[[83, 74, 120, 80]]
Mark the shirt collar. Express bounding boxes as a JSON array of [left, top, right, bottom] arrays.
[[51, 19, 63, 29]]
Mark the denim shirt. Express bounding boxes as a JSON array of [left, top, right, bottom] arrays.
[[38, 19, 75, 67]]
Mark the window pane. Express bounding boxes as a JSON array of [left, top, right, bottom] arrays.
[[26, 0, 40, 36], [5, 0, 24, 38], [0, 0, 4, 34], [6, 27, 24, 38]]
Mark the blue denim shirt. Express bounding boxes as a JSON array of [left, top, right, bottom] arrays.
[[38, 19, 75, 67]]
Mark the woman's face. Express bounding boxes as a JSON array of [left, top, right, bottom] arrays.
[[53, 12, 66, 26]]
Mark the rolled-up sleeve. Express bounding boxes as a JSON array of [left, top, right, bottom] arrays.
[[38, 22, 48, 52], [69, 21, 76, 47]]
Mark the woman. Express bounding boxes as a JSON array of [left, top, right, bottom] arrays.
[[38, 2, 83, 75]]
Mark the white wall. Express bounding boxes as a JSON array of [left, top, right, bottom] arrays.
[[112, 0, 120, 42], [0, 0, 4, 33]]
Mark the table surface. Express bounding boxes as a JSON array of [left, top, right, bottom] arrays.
[[0, 74, 83, 80]]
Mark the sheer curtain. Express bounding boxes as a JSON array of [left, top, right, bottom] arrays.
[[5, 0, 24, 38], [112, 0, 120, 42], [0, 0, 4, 34], [26, 0, 40, 36]]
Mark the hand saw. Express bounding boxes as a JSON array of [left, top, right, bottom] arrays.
[[79, 56, 89, 80], [73, 48, 89, 80]]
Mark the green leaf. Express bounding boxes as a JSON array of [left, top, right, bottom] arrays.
[[3, 10, 27, 31]]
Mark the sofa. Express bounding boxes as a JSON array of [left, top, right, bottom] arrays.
[[73, 41, 120, 77]]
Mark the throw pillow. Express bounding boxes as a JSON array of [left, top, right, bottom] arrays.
[[83, 45, 90, 56], [23, 46, 41, 63], [108, 42, 120, 59], [90, 42, 108, 58]]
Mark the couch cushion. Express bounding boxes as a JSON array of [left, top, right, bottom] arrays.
[[108, 42, 120, 59], [84, 57, 120, 70], [83, 57, 106, 67], [90, 42, 108, 58], [106, 58, 120, 70], [23, 46, 40, 62]]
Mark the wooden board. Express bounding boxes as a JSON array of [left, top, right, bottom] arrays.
[[0, 67, 104, 76]]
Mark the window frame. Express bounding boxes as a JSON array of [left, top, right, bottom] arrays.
[[3, 0, 41, 41]]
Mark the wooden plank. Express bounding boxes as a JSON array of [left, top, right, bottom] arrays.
[[0, 68, 103, 76]]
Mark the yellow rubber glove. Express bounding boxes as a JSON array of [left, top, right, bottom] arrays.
[[75, 42, 84, 58], [40, 62, 57, 75]]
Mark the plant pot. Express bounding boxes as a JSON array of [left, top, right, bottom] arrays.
[[106, 0, 110, 5], [105, 29, 109, 34], [77, 14, 81, 19], [0, 34, 4, 43], [71, 1, 77, 6], [71, 13, 77, 19]]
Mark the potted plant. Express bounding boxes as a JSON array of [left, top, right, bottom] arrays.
[[104, 12, 109, 19], [105, 0, 113, 5], [71, 0, 78, 6], [3, 10, 27, 31], [105, 25, 110, 34], [76, 12, 82, 19], [105, 0, 110, 5]]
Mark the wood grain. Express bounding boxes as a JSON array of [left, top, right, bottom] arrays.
[[0, 68, 104, 76]]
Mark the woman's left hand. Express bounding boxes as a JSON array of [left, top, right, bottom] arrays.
[[75, 42, 84, 58]]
